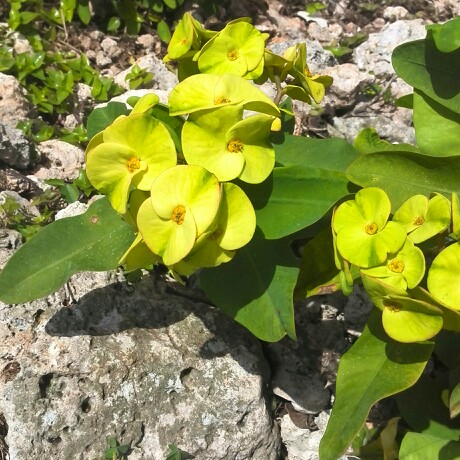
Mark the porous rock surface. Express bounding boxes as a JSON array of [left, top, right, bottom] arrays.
[[0, 269, 281, 459]]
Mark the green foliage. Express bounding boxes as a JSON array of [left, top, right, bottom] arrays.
[[319, 310, 434, 460], [0, 30, 123, 128], [93, 436, 130, 460], [124, 64, 154, 89], [165, 444, 194, 460]]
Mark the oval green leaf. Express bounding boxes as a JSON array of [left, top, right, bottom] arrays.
[[0, 198, 135, 304]]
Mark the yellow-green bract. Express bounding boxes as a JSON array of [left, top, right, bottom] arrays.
[[85, 112, 177, 214]]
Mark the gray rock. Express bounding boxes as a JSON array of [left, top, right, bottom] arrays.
[[0, 73, 37, 127], [279, 411, 349, 460], [55, 201, 89, 220], [0, 229, 22, 269], [328, 112, 415, 144], [322, 63, 375, 111], [353, 20, 427, 77], [268, 40, 338, 73], [0, 124, 38, 169], [114, 54, 179, 92], [0, 168, 41, 196], [383, 6, 409, 22], [0, 271, 281, 460], [267, 297, 349, 415], [33, 139, 85, 181], [0, 190, 40, 232]]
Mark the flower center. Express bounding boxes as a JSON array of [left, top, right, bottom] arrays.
[[127, 157, 141, 173], [227, 50, 239, 61], [171, 205, 186, 225], [215, 97, 231, 105], [387, 259, 405, 273], [413, 216, 425, 226], [227, 139, 244, 153], [180, 38, 188, 45], [304, 67, 312, 78], [365, 222, 378, 235]]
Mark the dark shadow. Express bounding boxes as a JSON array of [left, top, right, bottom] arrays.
[[45, 273, 269, 377], [425, 30, 460, 100]]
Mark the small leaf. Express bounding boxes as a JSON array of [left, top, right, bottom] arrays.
[[319, 309, 433, 460], [107, 16, 121, 32], [157, 19, 171, 43], [165, 443, 194, 460], [0, 198, 135, 304]]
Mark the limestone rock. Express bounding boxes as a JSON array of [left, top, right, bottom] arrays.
[[353, 20, 427, 77], [0, 123, 38, 169], [33, 140, 85, 181], [0, 73, 37, 127], [0, 271, 281, 460], [322, 63, 375, 111], [328, 112, 415, 144]]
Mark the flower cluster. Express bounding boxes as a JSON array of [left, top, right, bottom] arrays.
[[84, 13, 334, 277], [332, 187, 460, 343]]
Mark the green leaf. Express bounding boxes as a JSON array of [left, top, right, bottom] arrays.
[[86, 102, 130, 140], [165, 443, 194, 460], [199, 234, 298, 342], [347, 151, 460, 212], [319, 310, 433, 460], [157, 19, 171, 43], [0, 198, 135, 304], [426, 17, 460, 53], [77, 0, 91, 25], [397, 373, 460, 439], [399, 432, 460, 460], [107, 16, 121, 32], [392, 36, 460, 114], [413, 89, 460, 156], [354, 128, 420, 155], [240, 135, 358, 239], [295, 225, 341, 298]]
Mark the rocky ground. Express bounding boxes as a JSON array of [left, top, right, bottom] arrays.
[[0, 1, 459, 459]]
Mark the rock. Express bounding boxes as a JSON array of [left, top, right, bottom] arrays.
[[383, 6, 409, 22], [322, 63, 375, 111], [266, 297, 349, 415], [0, 272, 281, 460], [328, 112, 415, 144], [0, 190, 40, 228], [33, 140, 85, 181], [0, 229, 22, 269], [353, 20, 427, 77], [55, 201, 89, 220], [114, 54, 179, 92], [279, 411, 348, 460], [0, 168, 42, 196], [267, 39, 338, 73], [306, 21, 344, 44], [0, 73, 37, 127], [434, 0, 460, 17], [136, 34, 156, 50], [0, 124, 38, 169]]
